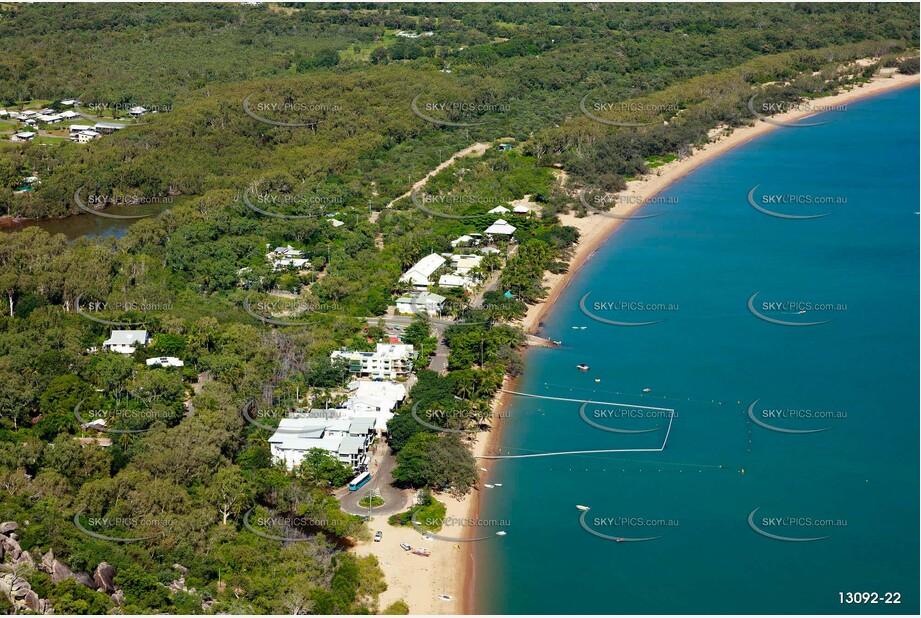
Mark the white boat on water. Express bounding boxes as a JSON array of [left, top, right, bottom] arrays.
[[576, 504, 590, 511], [642, 387, 651, 393], [496, 531, 507, 536], [494, 483, 503, 487], [484, 484, 495, 488]]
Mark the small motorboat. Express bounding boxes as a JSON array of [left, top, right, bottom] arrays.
[[576, 364, 590, 371], [479, 467, 488, 472], [642, 387, 651, 393], [494, 483, 503, 487], [439, 594, 453, 601], [413, 548, 431, 557], [576, 505, 590, 511], [615, 538, 625, 543], [594, 378, 601, 382], [571, 326, 587, 330], [496, 531, 507, 536], [484, 484, 495, 489]]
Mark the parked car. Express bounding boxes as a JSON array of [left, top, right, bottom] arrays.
[[374, 531, 383, 542], [400, 543, 412, 551]]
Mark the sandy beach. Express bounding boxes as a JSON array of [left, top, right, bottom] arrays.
[[356, 69, 918, 616]]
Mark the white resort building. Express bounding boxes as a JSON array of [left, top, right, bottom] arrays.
[[331, 343, 417, 380]]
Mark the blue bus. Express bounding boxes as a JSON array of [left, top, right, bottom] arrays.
[[348, 471, 371, 491]]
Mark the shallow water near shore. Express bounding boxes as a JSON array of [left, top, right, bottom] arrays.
[[475, 86, 919, 614]]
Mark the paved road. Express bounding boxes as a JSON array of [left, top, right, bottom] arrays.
[[338, 438, 411, 518]]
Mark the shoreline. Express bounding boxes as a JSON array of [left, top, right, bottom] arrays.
[[457, 70, 918, 615]]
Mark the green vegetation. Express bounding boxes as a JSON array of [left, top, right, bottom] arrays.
[[387, 490, 446, 532], [0, 2, 916, 614], [358, 495, 385, 508]]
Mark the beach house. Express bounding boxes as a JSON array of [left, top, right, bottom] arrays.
[[399, 253, 447, 289], [484, 218, 517, 238], [395, 291, 446, 316], [74, 130, 100, 143], [102, 330, 149, 354]]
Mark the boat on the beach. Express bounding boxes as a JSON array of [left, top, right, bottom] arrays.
[[577, 364, 590, 371], [576, 505, 590, 511], [413, 548, 431, 557]]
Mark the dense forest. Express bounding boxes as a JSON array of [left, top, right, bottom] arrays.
[[0, 2, 918, 614]]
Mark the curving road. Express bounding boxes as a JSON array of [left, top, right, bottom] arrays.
[[338, 438, 411, 518]]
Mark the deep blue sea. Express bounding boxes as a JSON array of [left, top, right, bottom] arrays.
[[476, 86, 919, 614]]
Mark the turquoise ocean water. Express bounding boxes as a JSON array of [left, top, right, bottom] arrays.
[[475, 86, 919, 614]]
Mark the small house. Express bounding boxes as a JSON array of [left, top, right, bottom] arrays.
[[102, 330, 149, 354]]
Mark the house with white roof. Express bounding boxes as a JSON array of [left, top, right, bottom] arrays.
[[451, 254, 483, 275], [512, 205, 531, 215], [331, 343, 416, 380], [484, 218, 517, 237], [59, 110, 79, 119], [146, 356, 184, 367], [488, 205, 510, 214], [68, 124, 94, 133], [102, 330, 149, 354], [268, 416, 377, 471], [59, 99, 77, 106], [128, 106, 147, 117], [74, 130, 100, 143], [451, 234, 474, 248], [395, 291, 446, 317], [438, 274, 474, 290], [36, 113, 63, 124], [11, 132, 36, 142], [341, 380, 407, 433], [399, 252, 446, 289]]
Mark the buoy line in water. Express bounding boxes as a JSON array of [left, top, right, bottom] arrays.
[[535, 381, 739, 408], [477, 390, 674, 460]]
